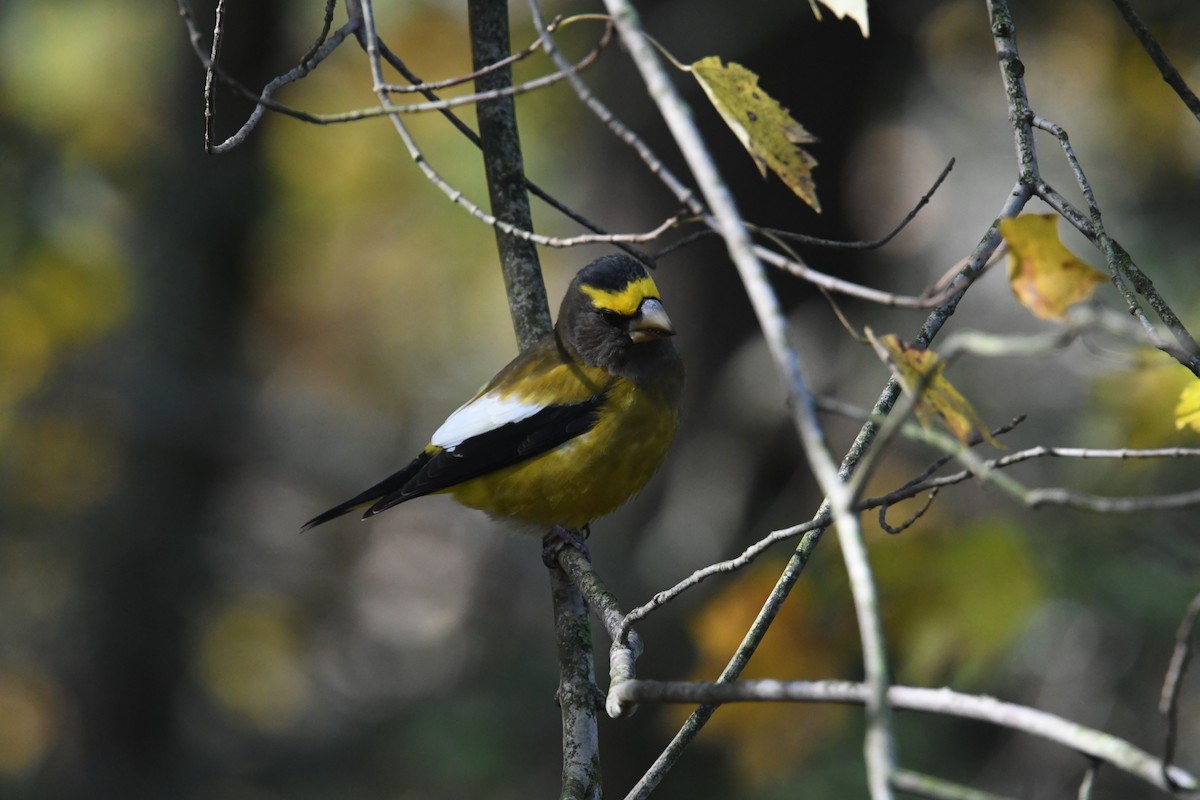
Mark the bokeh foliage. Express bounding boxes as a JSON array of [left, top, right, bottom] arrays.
[[0, 1, 1197, 798]]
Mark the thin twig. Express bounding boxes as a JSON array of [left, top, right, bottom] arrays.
[[211, 24, 358, 152], [356, 0, 685, 252], [1160, 591, 1200, 791], [299, 0, 338, 66], [763, 158, 956, 251], [1024, 486, 1200, 512], [1108, 0, 1200, 123], [879, 488, 938, 535], [373, 32, 656, 265], [754, 245, 954, 308], [527, 0, 704, 219], [890, 769, 1015, 800], [202, 0, 227, 152], [1029, 130, 1200, 376], [618, 517, 826, 636], [380, 15, 556, 94], [1077, 760, 1099, 800]]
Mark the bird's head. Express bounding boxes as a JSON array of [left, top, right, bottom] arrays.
[[558, 254, 677, 370]]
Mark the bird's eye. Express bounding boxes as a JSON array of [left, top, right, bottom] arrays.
[[599, 309, 624, 323]]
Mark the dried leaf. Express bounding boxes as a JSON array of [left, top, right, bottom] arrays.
[[867, 329, 1002, 448], [808, 0, 870, 37], [999, 214, 1107, 321], [1176, 381, 1200, 433], [691, 56, 821, 212]]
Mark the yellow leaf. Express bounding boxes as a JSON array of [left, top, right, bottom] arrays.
[[691, 57, 821, 212], [1176, 381, 1200, 433], [808, 0, 870, 37], [999, 214, 1107, 321], [867, 329, 1001, 448]]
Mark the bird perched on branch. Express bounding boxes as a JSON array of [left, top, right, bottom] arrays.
[[302, 254, 685, 537]]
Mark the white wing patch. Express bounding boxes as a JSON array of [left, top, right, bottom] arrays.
[[430, 391, 544, 450]]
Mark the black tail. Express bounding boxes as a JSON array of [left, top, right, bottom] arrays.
[[300, 452, 431, 532]]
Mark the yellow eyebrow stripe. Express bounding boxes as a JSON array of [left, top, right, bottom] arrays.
[[580, 276, 661, 316]]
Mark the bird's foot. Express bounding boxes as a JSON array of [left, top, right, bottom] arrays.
[[542, 524, 591, 567]]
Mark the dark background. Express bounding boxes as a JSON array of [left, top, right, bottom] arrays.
[[1, 1, 1198, 797]]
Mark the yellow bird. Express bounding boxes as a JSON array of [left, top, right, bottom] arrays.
[[302, 254, 684, 535]]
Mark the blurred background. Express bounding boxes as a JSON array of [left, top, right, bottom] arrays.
[[1, 0, 1199, 797]]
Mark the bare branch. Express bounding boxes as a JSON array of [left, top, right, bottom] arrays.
[[372, 29, 657, 264], [1160, 591, 1200, 792], [618, 517, 825, 637], [202, 0, 227, 152], [1078, 760, 1100, 800], [879, 488, 938, 535], [527, 1, 704, 218], [547, 560, 603, 800], [762, 158, 956, 252], [611, 679, 1199, 795], [1029, 117, 1200, 376], [206, 21, 360, 153], [1108, 0, 1200, 123], [754, 245, 953, 308], [988, 1, 1039, 179], [381, 15, 557, 94], [891, 769, 1015, 800], [299, 0, 338, 66], [1024, 486, 1200, 513]]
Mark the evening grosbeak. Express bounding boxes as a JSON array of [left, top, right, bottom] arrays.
[[302, 254, 684, 534]]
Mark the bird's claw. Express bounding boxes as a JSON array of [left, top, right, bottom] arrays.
[[542, 524, 590, 567]]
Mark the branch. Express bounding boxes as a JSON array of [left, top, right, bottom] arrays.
[[597, 2, 900, 795], [987, 1, 1039, 180], [526, 1, 704, 219], [461, 3, 602, 798], [548, 560, 603, 800], [890, 769, 1015, 800], [762, 157, 956, 252], [373, 28, 658, 264], [611, 679, 1199, 796], [352, 1, 681, 255], [467, 0, 550, 347], [987, 1, 1200, 376], [754, 245, 954, 308], [1032, 169, 1200, 377], [1023, 486, 1200, 512], [175, 0, 361, 153], [1161, 591, 1200, 791], [553, 545, 643, 719], [1108, 0, 1200, 124]]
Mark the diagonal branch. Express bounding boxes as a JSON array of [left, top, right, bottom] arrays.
[[596, 3, 899, 797], [1108, 0, 1200, 123]]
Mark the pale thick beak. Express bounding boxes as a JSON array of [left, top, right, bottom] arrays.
[[629, 298, 676, 343]]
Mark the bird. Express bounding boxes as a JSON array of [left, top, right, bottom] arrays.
[[301, 254, 685, 538]]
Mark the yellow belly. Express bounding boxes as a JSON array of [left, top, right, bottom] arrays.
[[449, 378, 679, 530]]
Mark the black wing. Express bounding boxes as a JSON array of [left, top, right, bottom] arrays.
[[364, 394, 606, 518]]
